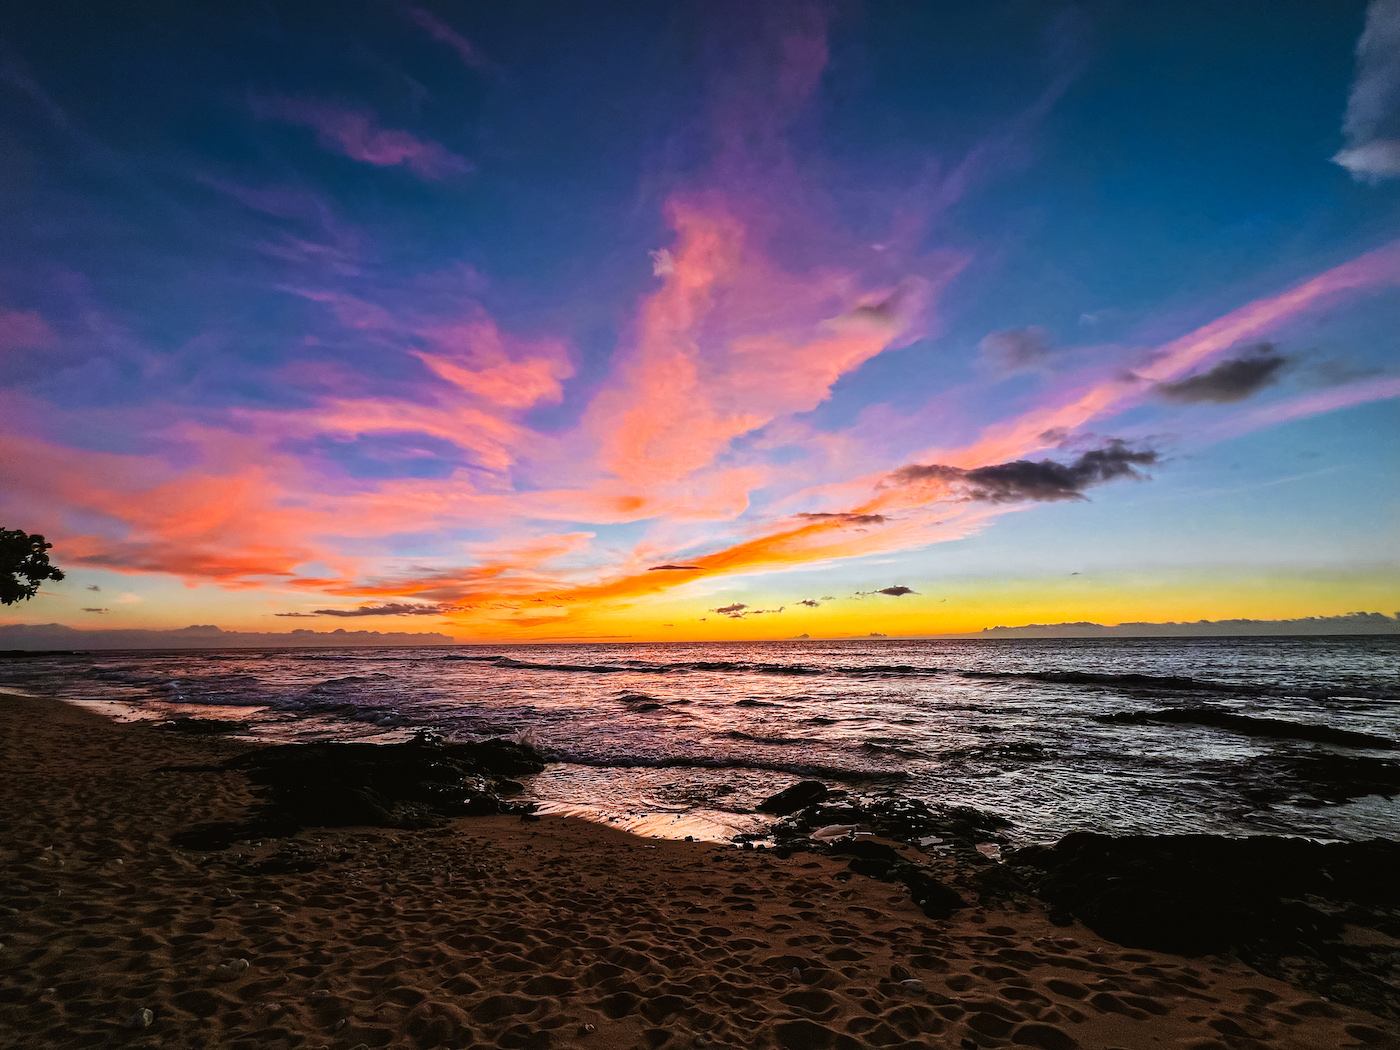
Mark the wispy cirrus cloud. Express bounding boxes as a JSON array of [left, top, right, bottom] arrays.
[[253, 97, 472, 179], [1333, 0, 1400, 180], [402, 5, 487, 69]]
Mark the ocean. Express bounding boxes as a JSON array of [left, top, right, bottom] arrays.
[[3, 636, 1396, 844]]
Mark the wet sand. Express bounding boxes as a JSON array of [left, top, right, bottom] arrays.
[[1, 693, 1396, 1049]]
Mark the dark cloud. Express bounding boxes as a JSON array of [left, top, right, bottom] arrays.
[[855, 585, 916, 597], [797, 599, 821, 607], [648, 563, 702, 571], [86, 584, 101, 591], [275, 603, 446, 617], [1154, 344, 1289, 404], [710, 602, 785, 619], [890, 440, 1157, 503], [81, 607, 108, 613], [795, 512, 888, 526], [979, 326, 1051, 371], [845, 286, 910, 326]]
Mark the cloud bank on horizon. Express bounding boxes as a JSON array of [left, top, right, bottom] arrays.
[[0, 2, 1397, 639]]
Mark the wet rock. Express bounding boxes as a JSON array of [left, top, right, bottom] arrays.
[[767, 791, 1011, 862], [758, 780, 831, 815], [1239, 752, 1400, 808], [1096, 707, 1394, 750]]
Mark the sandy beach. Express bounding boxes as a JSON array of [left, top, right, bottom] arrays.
[[1, 692, 1396, 1050]]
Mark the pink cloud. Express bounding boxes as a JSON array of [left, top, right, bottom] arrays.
[[0, 309, 57, 352], [403, 5, 487, 69], [255, 97, 472, 179], [416, 314, 573, 409], [1209, 375, 1400, 442], [583, 197, 959, 491]]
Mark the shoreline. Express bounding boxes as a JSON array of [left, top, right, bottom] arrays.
[[3, 693, 1398, 1048]]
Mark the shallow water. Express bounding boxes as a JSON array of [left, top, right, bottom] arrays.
[[3, 636, 1396, 843]]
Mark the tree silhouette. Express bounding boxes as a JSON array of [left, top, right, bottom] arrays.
[[0, 527, 65, 605]]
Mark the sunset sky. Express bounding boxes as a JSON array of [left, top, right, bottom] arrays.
[[2, 1, 1398, 642]]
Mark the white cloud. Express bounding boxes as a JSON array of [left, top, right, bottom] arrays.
[[117, 593, 144, 604], [1334, 0, 1400, 180], [1333, 139, 1400, 178]]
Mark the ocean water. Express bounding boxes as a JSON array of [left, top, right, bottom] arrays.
[[3, 637, 1396, 844]]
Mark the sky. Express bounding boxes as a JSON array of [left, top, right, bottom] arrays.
[[1, 0, 1398, 643]]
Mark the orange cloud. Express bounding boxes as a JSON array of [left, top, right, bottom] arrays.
[[585, 198, 948, 490]]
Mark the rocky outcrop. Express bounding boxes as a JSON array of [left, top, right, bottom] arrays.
[[1007, 833, 1400, 1018], [172, 732, 544, 849]]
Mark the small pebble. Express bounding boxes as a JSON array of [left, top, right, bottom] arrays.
[[579, 1023, 596, 1034], [899, 978, 925, 992], [214, 958, 249, 981], [332, 1017, 348, 1032], [124, 1008, 154, 1029]]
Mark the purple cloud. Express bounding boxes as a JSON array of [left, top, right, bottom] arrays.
[[403, 5, 487, 69]]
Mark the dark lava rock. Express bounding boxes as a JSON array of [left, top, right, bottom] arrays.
[[1240, 751, 1400, 807], [1098, 707, 1395, 750], [768, 792, 1010, 855], [829, 839, 902, 864], [1009, 833, 1400, 1018], [156, 717, 248, 735], [828, 838, 966, 918], [758, 780, 831, 814], [173, 735, 544, 848], [900, 866, 966, 920]]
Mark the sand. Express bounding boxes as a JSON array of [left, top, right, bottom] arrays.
[[1, 692, 1396, 1050]]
